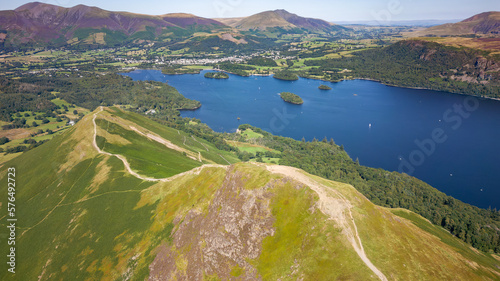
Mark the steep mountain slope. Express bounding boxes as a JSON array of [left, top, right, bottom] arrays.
[[413, 11, 500, 36], [274, 9, 334, 30], [0, 106, 499, 280], [0, 2, 226, 46], [221, 9, 345, 32]]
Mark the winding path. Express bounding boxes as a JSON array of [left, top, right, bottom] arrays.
[[266, 165, 388, 281], [92, 107, 224, 182], [20, 109, 223, 236]]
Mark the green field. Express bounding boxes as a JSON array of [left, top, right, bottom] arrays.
[[240, 128, 263, 139], [391, 209, 500, 270], [0, 98, 91, 163], [228, 140, 280, 155]]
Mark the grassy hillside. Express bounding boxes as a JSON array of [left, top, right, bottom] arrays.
[[235, 124, 500, 254], [106, 107, 239, 165], [0, 107, 499, 280]]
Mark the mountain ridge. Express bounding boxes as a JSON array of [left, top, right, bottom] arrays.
[[0, 2, 227, 45], [0, 3, 349, 47], [0, 106, 499, 279]]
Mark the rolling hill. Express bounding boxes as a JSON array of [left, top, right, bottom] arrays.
[[0, 2, 227, 47], [217, 9, 346, 32], [412, 11, 500, 37], [0, 106, 499, 280], [0, 3, 351, 48]]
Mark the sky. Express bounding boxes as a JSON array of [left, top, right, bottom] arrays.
[[0, 0, 498, 22]]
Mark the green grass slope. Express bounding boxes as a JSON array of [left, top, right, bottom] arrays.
[[107, 107, 239, 165], [95, 118, 202, 178], [0, 107, 498, 280]]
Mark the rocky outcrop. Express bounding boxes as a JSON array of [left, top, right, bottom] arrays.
[[149, 167, 276, 280]]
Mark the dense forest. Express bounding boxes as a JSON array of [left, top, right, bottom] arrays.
[[279, 92, 303, 104], [246, 56, 278, 67], [204, 71, 229, 79], [0, 73, 200, 122], [162, 66, 201, 75], [0, 77, 58, 121], [303, 40, 500, 98], [273, 70, 299, 81], [235, 124, 500, 253], [216, 62, 255, 76]]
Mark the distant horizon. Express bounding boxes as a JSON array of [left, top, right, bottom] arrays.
[[0, 0, 498, 23]]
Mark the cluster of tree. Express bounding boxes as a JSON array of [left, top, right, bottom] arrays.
[[2, 118, 27, 130], [246, 56, 278, 67], [216, 62, 255, 77], [279, 92, 303, 104], [204, 72, 229, 79], [236, 149, 280, 162], [0, 139, 48, 154], [318, 84, 332, 90], [0, 137, 10, 145], [162, 66, 201, 75], [236, 124, 500, 253], [273, 70, 299, 81], [303, 40, 500, 98], [0, 77, 58, 121], [236, 151, 255, 162]]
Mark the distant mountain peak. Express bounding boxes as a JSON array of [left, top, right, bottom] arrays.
[[414, 11, 500, 36], [225, 9, 341, 32], [463, 11, 500, 22], [15, 1, 63, 12], [273, 9, 290, 14], [14, 1, 47, 10]]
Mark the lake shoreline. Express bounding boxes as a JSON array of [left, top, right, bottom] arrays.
[[127, 68, 500, 103], [122, 69, 500, 210]]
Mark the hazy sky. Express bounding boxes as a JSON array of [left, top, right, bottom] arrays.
[[1, 0, 498, 22]]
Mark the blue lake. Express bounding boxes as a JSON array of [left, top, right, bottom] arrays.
[[122, 69, 500, 209]]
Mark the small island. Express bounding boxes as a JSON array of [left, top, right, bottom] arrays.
[[273, 70, 299, 81], [318, 84, 332, 90], [280, 92, 303, 105], [204, 71, 229, 79]]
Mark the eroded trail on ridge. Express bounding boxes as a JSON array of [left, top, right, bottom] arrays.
[[266, 165, 388, 281], [92, 108, 224, 182]]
